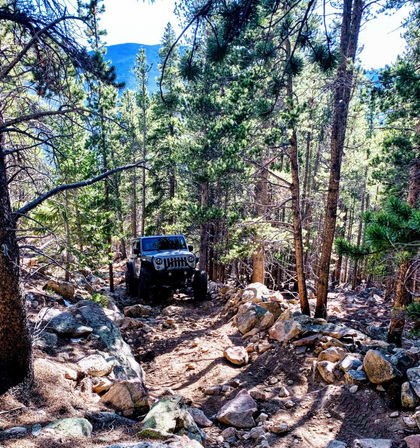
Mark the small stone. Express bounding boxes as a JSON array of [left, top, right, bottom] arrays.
[[269, 423, 289, 434], [389, 411, 399, 418], [349, 385, 358, 394], [188, 408, 213, 428], [250, 389, 267, 401], [318, 347, 347, 363], [284, 400, 294, 408], [256, 413, 268, 423], [317, 361, 336, 384], [402, 416, 417, 429], [353, 439, 394, 448], [344, 369, 368, 385], [278, 386, 289, 397], [249, 426, 266, 440], [221, 427, 237, 440], [77, 353, 115, 377], [287, 380, 294, 385], [376, 385, 386, 392], [224, 346, 249, 366], [204, 386, 221, 395], [216, 389, 258, 428], [269, 377, 278, 385], [402, 381, 418, 408], [3, 426, 27, 437]]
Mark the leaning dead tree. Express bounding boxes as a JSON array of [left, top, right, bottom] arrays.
[[0, 0, 145, 393]]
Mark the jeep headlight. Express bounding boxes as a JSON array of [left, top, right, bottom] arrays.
[[155, 257, 163, 265], [187, 255, 195, 264]]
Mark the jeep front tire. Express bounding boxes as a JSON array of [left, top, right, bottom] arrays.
[[138, 267, 152, 302], [193, 270, 208, 301], [125, 262, 137, 297]]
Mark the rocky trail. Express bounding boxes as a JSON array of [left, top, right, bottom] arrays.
[[0, 263, 420, 448]]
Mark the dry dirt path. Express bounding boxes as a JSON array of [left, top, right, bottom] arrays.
[[118, 289, 409, 448]]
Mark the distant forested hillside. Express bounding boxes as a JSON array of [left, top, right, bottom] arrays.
[[104, 43, 161, 92]]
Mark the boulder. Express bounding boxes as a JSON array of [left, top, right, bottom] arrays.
[[353, 440, 394, 448], [224, 347, 249, 366], [44, 418, 92, 437], [216, 389, 258, 428], [138, 396, 203, 443], [101, 381, 148, 416], [317, 361, 336, 384], [363, 350, 397, 384], [77, 353, 115, 377], [269, 319, 302, 343], [401, 381, 418, 408], [241, 283, 271, 302], [407, 366, 420, 398], [74, 300, 145, 382], [124, 304, 152, 318], [318, 347, 347, 363], [236, 303, 274, 334], [45, 310, 93, 338], [45, 280, 75, 300]]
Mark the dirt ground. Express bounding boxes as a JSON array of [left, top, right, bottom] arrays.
[[0, 272, 417, 448]]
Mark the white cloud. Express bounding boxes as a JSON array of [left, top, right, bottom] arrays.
[[101, 0, 180, 45]]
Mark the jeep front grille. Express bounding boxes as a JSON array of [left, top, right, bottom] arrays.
[[164, 256, 189, 270]]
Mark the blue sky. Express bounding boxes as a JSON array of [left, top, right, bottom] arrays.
[[100, 0, 410, 70]]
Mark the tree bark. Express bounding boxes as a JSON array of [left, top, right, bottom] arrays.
[[315, 0, 364, 318], [199, 181, 209, 272], [0, 126, 32, 393], [333, 205, 347, 287], [252, 157, 269, 284], [286, 54, 310, 315]]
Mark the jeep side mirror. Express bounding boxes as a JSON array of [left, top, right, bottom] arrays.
[[188, 245, 193, 252], [133, 247, 140, 255]]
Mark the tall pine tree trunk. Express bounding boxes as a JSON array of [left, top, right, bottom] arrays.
[[252, 158, 269, 284], [286, 59, 310, 315], [388, 159, 420, 344], [315, 0, 364, 318], [199, 181, 209, 271], [0, 125, 32, 393]]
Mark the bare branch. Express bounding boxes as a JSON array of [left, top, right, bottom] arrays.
[[14, 160, 146, 218]]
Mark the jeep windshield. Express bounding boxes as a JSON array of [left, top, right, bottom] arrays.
[[141, 236, 187, 252]]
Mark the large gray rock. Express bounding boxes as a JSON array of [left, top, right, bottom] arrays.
[[216, 389, 258, 428], [187, 408, 212, 427], [269, 319, 302, 343], [407, 366, 420, 398], [138, 396, 203, 443], [353, 440, 394, 448], [42, 308, 93, 337], [363, 350, 397, 384], [75, 300, 145, 382], [44, 418, 92, 437]]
